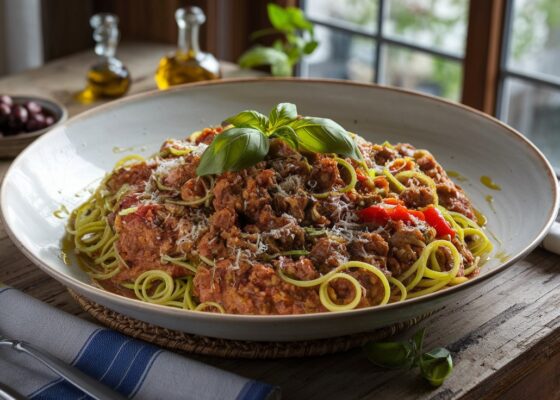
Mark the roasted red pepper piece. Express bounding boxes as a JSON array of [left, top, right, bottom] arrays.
[[383, 197, 404, 205], [358, 205, 389, 224], [356, 169, 368, 182], [359, 204, 454, 238], [423, 206, 455, 238], [358, 204, 425, 225], [408, 210, 426, 221], [387, 205, 412, 221]]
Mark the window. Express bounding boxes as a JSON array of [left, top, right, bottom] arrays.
[[299, 0, 560, 172], [498, 0, 560, 171], [300, 0, 469, 101]]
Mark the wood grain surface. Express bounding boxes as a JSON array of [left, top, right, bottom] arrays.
[[0, 43, 559, 400]]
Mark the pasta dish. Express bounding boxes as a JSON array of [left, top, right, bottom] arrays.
[[67, 103, 492, 314]]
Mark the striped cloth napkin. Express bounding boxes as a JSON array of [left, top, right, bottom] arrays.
[[0, 286, 280, 400]]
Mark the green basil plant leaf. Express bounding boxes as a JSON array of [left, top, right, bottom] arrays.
[[267, 3, 293, 33], [238, 46, 291, 76], [419, 348, 453, 387], [225, 110, 269, 131], [290, 117, 362, 161], [270, 125, 299, 150], [270, 61, 292, 77], [196, 128, 269, 176], [269, 103, 298, 129], [286, 7, 313, 32], [303, 40, 319, 55], [363, 341, 415, 370], [249, 27, 283, 41]]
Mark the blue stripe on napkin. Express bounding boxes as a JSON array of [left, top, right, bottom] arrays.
[[30, 329, 161, 399], [236, 380, 277, 400]]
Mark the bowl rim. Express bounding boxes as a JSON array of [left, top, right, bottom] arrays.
[[1, 77, 558, 323], [0, 95, 69, 141]]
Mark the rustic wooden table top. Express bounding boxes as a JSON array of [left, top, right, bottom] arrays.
[[0, 42, 559, 400]]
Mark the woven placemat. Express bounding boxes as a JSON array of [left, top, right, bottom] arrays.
[[69, 290, 431, 359]]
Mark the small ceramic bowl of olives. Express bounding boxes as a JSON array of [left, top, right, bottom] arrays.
[[0, 95, 68, 158]]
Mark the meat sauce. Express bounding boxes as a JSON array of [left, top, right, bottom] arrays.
[[99, 129, 477, 314]]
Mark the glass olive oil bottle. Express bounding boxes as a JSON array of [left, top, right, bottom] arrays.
[[155, 7, 221, 89], [76, 13, 131, 103]]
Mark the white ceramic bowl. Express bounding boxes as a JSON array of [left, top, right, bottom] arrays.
[[0, 96, 68, 158], [1, 79, 557, 341]]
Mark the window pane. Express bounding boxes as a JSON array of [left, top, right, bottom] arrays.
[[508, 0, 560, 79], [301, 25, 375, 83], [304, 0, 378, 34], [501, 78, 560, 170], [380, 45, 462, 100], [385, 0, 468, 56]]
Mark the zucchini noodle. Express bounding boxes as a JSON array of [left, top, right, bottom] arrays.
[[279, 261, 391, 311], [134, 270, 175, 305], [397, 240, 461, 298], [168, 147, 192, 156], [395, 170, 439, 205], [199, 254, 216, 267], [195, 302, 226, 313], [161, 254, 198, 274], [314, 157, 357, 198], [388, 276, 407, 302], [319, 273, 362, 312], [266, 250, 310, 260], [438, 206, 493, 262], [463, 228, 493, 258], [165, 176, 214, 207], [130, 271, 210, 311], [154, 175, 176, 191], [68, 173, 122, 280], [114, 154, 145, 169], [383, 169, 406, 192], [183, 277, 197, 310], [118, 207, 138, 216]]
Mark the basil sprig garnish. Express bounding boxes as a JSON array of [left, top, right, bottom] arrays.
[[363, 329, 453, 387], [196, 128, 270, 176], [196, 103, 361, 176]]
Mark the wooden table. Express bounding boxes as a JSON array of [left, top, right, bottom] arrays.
[[1, 42, 559, 400]]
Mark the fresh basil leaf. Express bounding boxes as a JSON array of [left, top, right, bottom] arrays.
[[419, 348, 453, 387], [303, 40, 319, 55], [225, 110, 268, 131], [269, 103, 297, 129], [290, 117, 362, 160], [363, 342, 415, 369], [270, 125, 299, 150], [196, 128, 269, 176], [267, 3, 294, 33]]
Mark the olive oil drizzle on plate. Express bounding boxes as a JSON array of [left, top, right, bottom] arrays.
[[480, 176, 501, 191]]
